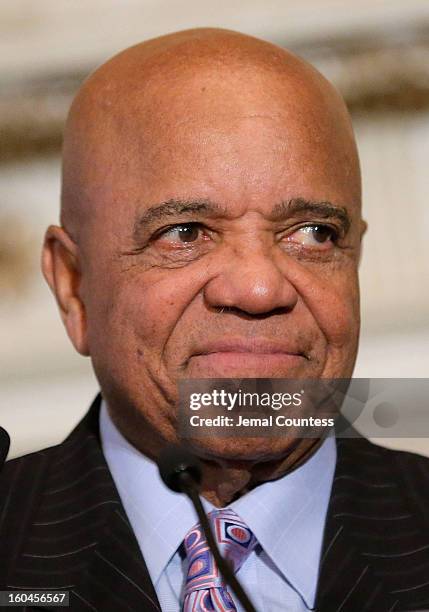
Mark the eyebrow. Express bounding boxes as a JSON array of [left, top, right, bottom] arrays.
[[133, 199, 227, 241], [133, 196, 351, 241], [272, 197, 351, 232]]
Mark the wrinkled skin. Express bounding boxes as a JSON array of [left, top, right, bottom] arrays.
[[42, 28, 366, 506]]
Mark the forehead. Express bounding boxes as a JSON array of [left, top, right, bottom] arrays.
[[141, 117, 356, 210], [64, 58, 361, 232]]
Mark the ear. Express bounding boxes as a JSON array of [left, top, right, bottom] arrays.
[[41, 225, 90, 356]]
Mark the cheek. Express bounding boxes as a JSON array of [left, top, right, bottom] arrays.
[[303, 269, 360, 349], [89, 266, 200, 356]]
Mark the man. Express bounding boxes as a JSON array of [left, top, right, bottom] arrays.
[[1, 28, 428, 612]]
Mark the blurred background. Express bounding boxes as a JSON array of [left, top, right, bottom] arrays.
[[1, 0, 428, 459]]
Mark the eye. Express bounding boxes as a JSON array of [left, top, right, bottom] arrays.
[[157, 222, 204, 244], [287, 224, 339, 248]]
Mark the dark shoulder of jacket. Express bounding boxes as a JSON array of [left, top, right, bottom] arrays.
[[356, 437, 429, 529], [0, 443, 60, 584], [0, 395, 100, 524], [0, 442, 58, 499]]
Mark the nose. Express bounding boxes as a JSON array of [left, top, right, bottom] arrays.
[[203, 247, 298, 316]]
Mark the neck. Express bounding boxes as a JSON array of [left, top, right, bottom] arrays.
[[198, 438, 323, 507]]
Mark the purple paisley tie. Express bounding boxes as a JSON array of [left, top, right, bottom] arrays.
[[182, 509, 257, 611]]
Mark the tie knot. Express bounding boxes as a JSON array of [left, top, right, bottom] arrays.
[[183, 509, 257, 599]]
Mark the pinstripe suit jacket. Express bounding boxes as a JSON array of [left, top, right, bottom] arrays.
[[1, 395, 429, 612]]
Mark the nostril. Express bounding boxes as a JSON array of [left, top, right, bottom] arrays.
[[216, 306, 238, 315], [213, 305, 293, 319]]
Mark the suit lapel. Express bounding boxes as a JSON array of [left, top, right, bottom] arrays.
[[316, 436, 428, 612], [72, 504, 161, 611], [316, 497, 398, 611], [6, 395, 161, 611]]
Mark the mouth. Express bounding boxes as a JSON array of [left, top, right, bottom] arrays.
[[188, 338, 308, 375]]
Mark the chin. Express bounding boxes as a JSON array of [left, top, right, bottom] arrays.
[[184, 435, 303, 463]]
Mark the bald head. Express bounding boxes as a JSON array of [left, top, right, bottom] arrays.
[[61, 28, 360, 241]]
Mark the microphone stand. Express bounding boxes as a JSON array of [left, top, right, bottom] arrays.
[[178, 470, 257, 612]]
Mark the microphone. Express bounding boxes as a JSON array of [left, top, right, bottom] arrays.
[[157, 445, 202, 493], [157, 445, 257, 612], [0, 426, 10, 471]]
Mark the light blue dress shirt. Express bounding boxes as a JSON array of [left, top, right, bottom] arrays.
[[100, 401, 336, 612]]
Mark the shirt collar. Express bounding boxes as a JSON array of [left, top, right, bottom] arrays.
[[229, 434, 336, 608], [100, 401, 209, 585], [100, 400, 336, 609]]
